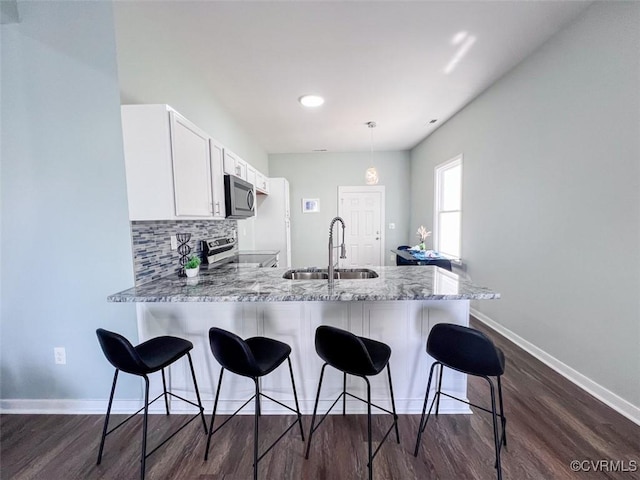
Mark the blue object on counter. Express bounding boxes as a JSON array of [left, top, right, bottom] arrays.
[[410, 250, 444, 260]]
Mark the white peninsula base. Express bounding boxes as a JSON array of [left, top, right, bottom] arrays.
[[136, 299, 472, 415]]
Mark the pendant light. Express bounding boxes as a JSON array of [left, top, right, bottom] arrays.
[[365, 121, 379, 185]]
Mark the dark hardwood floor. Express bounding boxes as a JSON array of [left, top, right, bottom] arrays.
[[1, 318, 638, 479]]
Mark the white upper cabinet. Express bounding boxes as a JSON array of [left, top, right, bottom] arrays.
[[121, 104, 225, 221], [169, 112, 213, 217], [209, 139, 226, 219], [246, 164, 257, 187], [255, 171, 270, 195], [121, 104, 263, 220], [223, 149, 247, 180]]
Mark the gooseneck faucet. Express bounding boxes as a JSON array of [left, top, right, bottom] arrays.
[[328, 216, 347, 285]]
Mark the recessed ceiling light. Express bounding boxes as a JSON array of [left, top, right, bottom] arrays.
[[299, 95, 325, 108]]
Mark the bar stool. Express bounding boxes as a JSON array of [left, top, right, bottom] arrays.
[[95, 328, 207, 480], [203, 327, 304, 480], [305, 325, 400, 480], [413, 323, 507, 480]]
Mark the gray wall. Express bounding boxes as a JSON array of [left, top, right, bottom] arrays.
[[1, 2, 139, 398], [0, 1, 271, 402], [411, 2, 640, 407], [113, 3, 268, 174], [269, 151, 411, 268]]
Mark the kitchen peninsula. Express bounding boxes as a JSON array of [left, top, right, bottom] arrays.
[[108, 265, 499, 415]]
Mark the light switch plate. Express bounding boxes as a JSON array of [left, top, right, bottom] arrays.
[[388, 223, 395, 230]]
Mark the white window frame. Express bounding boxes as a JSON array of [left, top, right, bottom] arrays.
[[434, 154, 462, 262]]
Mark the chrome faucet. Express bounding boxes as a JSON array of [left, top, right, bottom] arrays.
[[328, 216, 347, 285]]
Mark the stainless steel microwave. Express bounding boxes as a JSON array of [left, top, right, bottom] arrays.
[[224, 174, 255, 219]]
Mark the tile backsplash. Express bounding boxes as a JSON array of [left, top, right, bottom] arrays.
[[131, 219, 237, 284]]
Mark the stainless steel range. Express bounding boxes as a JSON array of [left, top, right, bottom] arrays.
[[202, 236, 279, 268]]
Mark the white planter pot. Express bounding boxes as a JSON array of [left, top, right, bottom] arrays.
[[185, 266, 199, 278]]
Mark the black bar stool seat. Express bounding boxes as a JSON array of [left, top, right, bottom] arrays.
[[134, 336, 194, 372], [414, 323, 508, 480], [95, 328, 207, 480], [243, 337, 292, 375], [204, 327, 304, 480], [305, 325, 400, 480]]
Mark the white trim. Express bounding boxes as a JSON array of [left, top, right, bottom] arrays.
[[0, 399, 144, 415], [434, 154, 462, 260], [471, 308, 640, 426]]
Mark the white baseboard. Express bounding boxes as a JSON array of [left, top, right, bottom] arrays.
[[470, 308, 640, 426], [0, 399, 143, 415]]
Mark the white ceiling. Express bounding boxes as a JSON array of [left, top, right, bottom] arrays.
[[114, 1, 591, 154]]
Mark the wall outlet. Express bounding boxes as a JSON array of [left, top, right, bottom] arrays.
[[170, 235, 178, 250], [54, 347, 66, 365]]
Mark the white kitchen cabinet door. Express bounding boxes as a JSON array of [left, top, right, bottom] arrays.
[[223, 149, 247, 180], [259, 303, 307, 403], [210, 139, 226, 219], [121, 105, 176, 220], [246, 165, 257, 187], [170, 112, 213, 217], [121, 104, 228, 221], [255, 172, 270, 195], [236, 157, 247, 180], [223, 149, 237, 176]]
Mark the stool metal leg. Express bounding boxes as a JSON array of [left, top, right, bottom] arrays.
[[141, 375, 150, 480], [414, 361, 438, 457], [342, 372, 347, 415], [186, 352, 207, 433], [365, 377, 373, 480], [287, 357, 305, 441], [497, 376, 507, 447], [253, 378, 260, 480], [434, 363, 444, 416], [386, 363, 400, 444], [161, 368, 170, 415], [204, 368, 225, 461], [304, 363, 327, 459], [487, 377, 503, 480], [97, 369, 119, 465]]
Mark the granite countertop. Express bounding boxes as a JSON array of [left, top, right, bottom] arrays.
[[108, 264, 500, 303]]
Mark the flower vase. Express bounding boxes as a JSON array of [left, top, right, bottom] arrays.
[[419, 242, 426, 251]]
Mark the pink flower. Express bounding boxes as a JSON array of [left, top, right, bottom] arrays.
[[416, 226, 432, 242]]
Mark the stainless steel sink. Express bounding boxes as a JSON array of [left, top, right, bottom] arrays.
[[335, 269, 379, 279], [283, 270, 329, 280], [283, 268, 378, 280]]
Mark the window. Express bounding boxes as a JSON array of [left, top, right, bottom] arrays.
[[434, 155, 462, 260]]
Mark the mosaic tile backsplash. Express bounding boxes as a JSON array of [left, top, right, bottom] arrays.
[[131, 219, 237, 284]]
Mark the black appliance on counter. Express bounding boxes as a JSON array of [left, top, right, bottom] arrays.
[[202, 236, 278, 268], [224, 174, 255, 219]]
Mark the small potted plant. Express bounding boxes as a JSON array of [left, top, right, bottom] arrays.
[[184, 255, 201, 278]]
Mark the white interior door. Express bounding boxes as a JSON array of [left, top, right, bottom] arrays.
[[338, 186, 385, 267]]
